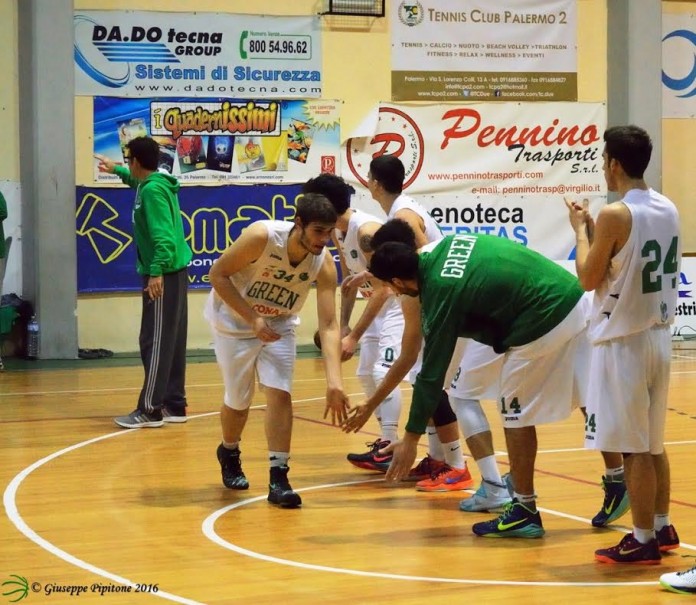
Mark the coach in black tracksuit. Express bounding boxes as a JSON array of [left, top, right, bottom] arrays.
[[96, 136, 192, 428]]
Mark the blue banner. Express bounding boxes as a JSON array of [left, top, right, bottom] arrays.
[[76, 184, 306, 293]]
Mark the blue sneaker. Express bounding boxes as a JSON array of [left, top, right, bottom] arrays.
[[459, 479, 511, 513], [592, 476, 630, 527], [472, 498, 545, 538]]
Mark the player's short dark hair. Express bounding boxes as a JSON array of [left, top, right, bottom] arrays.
[[370, 218, 417, 251], [603, 125, 652, 179], [126, 136, 161, 171], [369, 155, 405, 194], [296, 193, 338, 226], [369, 242, 419, 282], [302, 173, 355, 215]]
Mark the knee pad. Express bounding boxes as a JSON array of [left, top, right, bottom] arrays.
[[451, 396, 490, 439], [431, 390, 457, 427]]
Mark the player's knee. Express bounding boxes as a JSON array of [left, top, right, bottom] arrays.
[[224, 394, 252, 411], [431, 390, 457, 427], [451, 396, 490, 439]]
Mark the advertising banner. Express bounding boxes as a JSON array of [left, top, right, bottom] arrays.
[[392, 0, 577, 101], [93, 97, 341, 184], [76, 184, 301, 292], [662, 13, 696, 118], [75, 11, 322, 98], [344, 101, 607, 259]]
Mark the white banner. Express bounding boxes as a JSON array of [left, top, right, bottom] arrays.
[[344, 101, 607, 260], [392, 0, 577, 101], [662, 13, 696, 118], [674, 257, 696, 338], [75, 11, 322, 98]]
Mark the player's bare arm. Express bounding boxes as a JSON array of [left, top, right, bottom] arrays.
[[315, 252, 350, 424], [341, 294, 422, 433], [570, 200, 631, 291], [208, 223, 280, 342]]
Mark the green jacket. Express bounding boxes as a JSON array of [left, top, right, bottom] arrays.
[[0, 190, 7, 259], [114, 167, 192, 276]]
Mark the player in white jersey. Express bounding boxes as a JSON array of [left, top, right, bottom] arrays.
[[207, 193, 349, 508], [568, 125, 681, 564], [302, 175, 406, 471]]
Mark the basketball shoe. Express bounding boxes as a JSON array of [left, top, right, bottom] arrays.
[[268, 465, 302, 508], [216, 443, 249, 490], [591, 476, 630, 527], [472, 499, 545, 538], [346, 439, 392, 471], [660, 566, 696, 594], [594, 533, 661, 564], [459, 479, 511, 512], [657, 524, 680, 552], [415, 465, 474, 492], [404, 454, 447, 481]]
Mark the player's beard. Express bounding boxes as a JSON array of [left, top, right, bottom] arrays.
[[298, 228, 324, 256]]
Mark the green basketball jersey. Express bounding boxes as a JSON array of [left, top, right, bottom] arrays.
[[407, 234, 583, 434]]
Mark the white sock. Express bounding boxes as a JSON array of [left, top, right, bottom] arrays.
[[476, 455, 502, 484], [514, 491, 537, 511], [269, 451, 290, 467], [443, 440, 465, 469], [633, 527, 656, 544], [222, 440, 240, 450], [654, 514, 670, 531], [427, 427, 445, 460], [605, 466, 624, 481]]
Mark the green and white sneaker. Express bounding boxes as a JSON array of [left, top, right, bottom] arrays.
[[472, 498, 545, 538]]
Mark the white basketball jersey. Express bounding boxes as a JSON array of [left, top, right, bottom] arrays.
[[335, 209, 400, 340], [334, 209, 383, 299], [388, 194, 443, 244], [588, 188, 681, 344], [206, 221, 326, 336]]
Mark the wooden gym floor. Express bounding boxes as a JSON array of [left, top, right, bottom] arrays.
[[2, 350, 696, 604]]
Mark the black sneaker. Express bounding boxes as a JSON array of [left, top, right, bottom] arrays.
[[346, 439, 392, 472], [268, 465, 302, 508], [216, 444, 249, 490], [114, 409, 164, 429], [162, 408, 187, 424]]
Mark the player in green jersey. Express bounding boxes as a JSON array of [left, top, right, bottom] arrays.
[[367, 221, 588, 538]]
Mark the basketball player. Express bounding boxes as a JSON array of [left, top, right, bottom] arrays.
[[206, 193, 349, 508], [568, 125, 681, 563]]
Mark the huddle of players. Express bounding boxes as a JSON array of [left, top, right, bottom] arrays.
[[207, 132, 683, 575]]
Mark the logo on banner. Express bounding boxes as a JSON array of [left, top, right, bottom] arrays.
[[321, 156, 336, 174], [398, 2, 424, 27], [662, 29, 696, 98], [74, 14, 223, 89], [680, 271, 693, 298], [345, 107, 424, 190]]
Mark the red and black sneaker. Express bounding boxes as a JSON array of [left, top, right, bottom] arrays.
[[595, 533, 661, 565], [346, 439, 392, 471]]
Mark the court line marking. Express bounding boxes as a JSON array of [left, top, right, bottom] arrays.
[[202, 483, 687, 587], [5, 401, 696, 593], [3, 427, 207, 605]]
